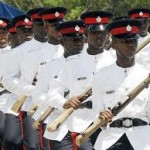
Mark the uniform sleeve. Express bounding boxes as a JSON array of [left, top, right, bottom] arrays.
[[2, 50, 37, 96], [146, 88, 150, 122], [46, 78, 67, 110], [92, 73, 105, 119]]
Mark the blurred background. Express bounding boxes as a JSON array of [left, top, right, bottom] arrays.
[[2, 0, 150, 19]]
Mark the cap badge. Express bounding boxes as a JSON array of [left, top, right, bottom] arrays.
[[24, 18, 29, 23], [139, 11, 143, 16], [75, 25, 80, 31], [55, 11, 60, 17], [126, 25, 132, 31], [0, 20, 4, 24], [96, 16, 101, 23]]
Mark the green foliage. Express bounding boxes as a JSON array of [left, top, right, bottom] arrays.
[[3, 0, 150, 19]]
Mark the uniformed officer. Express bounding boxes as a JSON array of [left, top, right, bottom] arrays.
[[79, 10, 115, 146], [40, 20, 86, 150], [91, 18, 150, 150], [8, 20, 20, 49], [3, 14, 34, 150], [0, 17, 10, 150], [128, 8, 150, 70]]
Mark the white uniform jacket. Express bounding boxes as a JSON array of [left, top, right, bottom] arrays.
[[136, 33, 150, 70], [93, 63, 150, 150], [3, 38, 63, 113], [45, 50, 114, 140]]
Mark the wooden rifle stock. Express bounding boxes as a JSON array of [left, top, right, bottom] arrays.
[[47, 86, 92, 132], [11, 96, 27, 113], [76, 74, 150, 146], [136, 36, 150, 54], [32, 106, 55, 129]]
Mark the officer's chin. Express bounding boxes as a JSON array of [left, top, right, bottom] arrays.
[[0, 41, 7, 48], [26, 36, 33, 41]]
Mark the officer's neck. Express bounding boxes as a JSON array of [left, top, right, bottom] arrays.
[[64, 51, 80, 58], [87, 45, 104, 55], [48, 36, 60, 45], [116, 56, 135, 68], [34, 34, 48, 43]]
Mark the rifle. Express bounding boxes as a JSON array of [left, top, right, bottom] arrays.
[[11, 96, 27, 113], [32, 106, 54, 129], [136, 36, 150, 54], [28, 104, 39, 116], [47, 86, 92, 132], [76, 74, 150, 146], [30, 6, 92, 127]]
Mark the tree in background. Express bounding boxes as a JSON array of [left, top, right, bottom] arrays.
[[3, 0, 150, 19]]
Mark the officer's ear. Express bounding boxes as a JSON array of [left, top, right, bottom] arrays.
[[111, 36, 118, 49], [104, 33, 112, 50]]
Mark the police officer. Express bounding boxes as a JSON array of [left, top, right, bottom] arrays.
[[0, 17, 10, 150], [3, 14, 33, 150], [80, 10, 114, 145], [128, 8, 150, 69], [8, 20, 20, 49], [91, 18, 150, 150]]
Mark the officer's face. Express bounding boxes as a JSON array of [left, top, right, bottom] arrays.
[[87, 30, 108, 48], [45, 22, 61, 40], [17, 26, 33, 43], [114, 38, 138, 58], [0, 28, 9, 48], [63, 35, 84, 55], [9, 32, 19, 48], [33, 19, 47, 39], [137, 18, 149, 36]]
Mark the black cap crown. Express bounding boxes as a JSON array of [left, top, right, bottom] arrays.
[[80, 11, 113, 31], [128, 8, 150, 18], [27, 7, 46, 20], [106, 18, 142, 39], [56, 20, 85, 37], [39, 7, 67, 23], [12, 15, 32, 28]]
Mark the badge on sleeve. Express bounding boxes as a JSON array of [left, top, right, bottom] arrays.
[[106, 90, 115, 94], [77, 77, 87, 80]]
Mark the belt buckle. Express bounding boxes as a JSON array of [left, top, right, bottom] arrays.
[[122, 118, 133, 128]]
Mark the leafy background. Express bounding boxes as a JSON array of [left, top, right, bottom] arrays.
[[3, 0, 150, 20]]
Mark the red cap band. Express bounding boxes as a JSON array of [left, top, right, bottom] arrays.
[[0, 22, 7, 27], [31, 13, 42, 19], [9, 27, 16, 33], [15, 20, 33, 28], [111, 26, 139, 35], [42, 13, 64, 20], [130, 13, 150, 18], [60, 27, 85, 34], [85, 17, 109, 24]]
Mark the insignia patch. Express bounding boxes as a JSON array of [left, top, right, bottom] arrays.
[[55, 11, 60, 17], [54, 75, 58, 79], [77, 77, 87, 80], [24, 18, 29, 23], [96, 16, 101, 23], [75, 25, 80, 31], [106, 90, 115, 94], [40, 62, 46, 65]]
